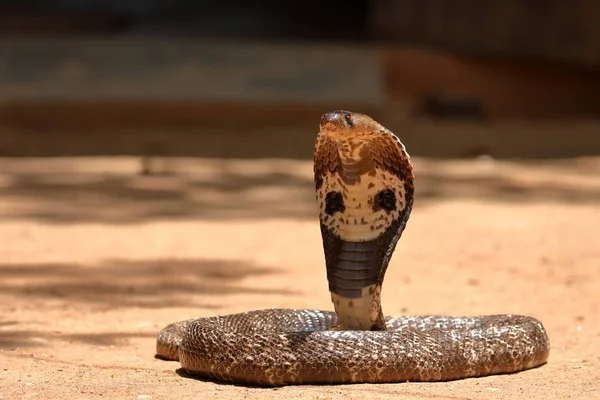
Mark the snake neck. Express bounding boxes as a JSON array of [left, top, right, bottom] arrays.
[[315, 110, 414, 332], [330, 284, 386, 330]]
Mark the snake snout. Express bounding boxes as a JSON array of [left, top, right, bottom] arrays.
[[320, 110, 354, 128]]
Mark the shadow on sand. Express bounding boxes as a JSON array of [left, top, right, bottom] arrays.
[[0, 158, 599, 224], [0, 257, 297, 349]]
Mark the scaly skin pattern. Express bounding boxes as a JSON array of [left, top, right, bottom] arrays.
[[156, 111, 550, 386]]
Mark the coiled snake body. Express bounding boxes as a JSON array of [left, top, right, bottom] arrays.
[[156, 111, 550, 386]]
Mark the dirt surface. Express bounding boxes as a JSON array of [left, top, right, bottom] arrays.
[[1, 156, 599, 400]]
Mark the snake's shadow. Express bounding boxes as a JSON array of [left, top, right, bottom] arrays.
[[174, 368, 272, 389]]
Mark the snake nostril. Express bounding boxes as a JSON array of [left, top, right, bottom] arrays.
[[320, 111, 341, 125], [325, 191, 345, 215]]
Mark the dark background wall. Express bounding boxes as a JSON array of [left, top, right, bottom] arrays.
[[2, 0, 599, 64]]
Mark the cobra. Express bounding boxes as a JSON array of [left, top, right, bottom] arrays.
[[156, 110, 550, 386]]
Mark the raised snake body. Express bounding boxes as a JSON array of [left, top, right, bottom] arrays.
[[156, 111, 550, 386]]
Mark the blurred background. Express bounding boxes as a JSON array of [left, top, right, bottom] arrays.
[[1, 4, 599, 396], [0, 0, 599, 222]]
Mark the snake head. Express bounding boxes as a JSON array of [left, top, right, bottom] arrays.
[[319, 110, 384, 135], [314, 110, 414, 330]]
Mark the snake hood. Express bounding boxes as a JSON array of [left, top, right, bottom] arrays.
[[314, 110, 415, 331]]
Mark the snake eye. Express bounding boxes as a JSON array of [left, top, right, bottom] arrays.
[[344, 113, 354, 127], [325, 191, 345, 215], [373, 189, 396, 213]]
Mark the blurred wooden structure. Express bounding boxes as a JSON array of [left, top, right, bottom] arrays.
[[370, 0, 600, 66], [0, 1, 599, 159]]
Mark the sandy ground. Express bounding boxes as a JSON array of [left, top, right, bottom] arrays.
[[0, 156, 599, 400]]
